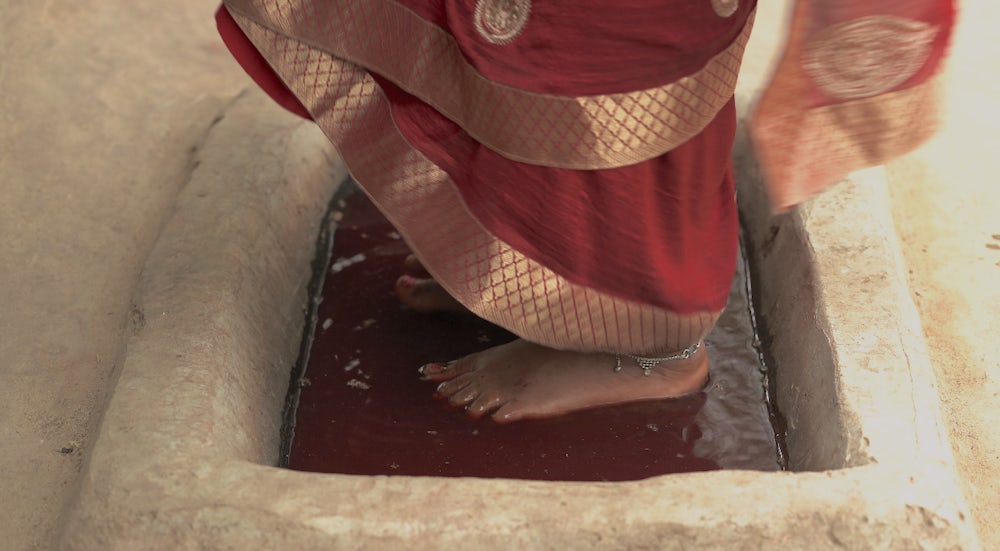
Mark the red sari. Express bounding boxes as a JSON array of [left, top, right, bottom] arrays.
[[216, 0, 954, 355]]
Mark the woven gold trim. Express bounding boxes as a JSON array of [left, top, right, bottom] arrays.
[[224, 0, 754, 170], [231, 13, 720, 354]]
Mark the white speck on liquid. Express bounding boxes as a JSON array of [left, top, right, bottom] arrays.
[[321, 318, 333, 331], [344, 359, 361, 372], [346, 379, 370, 390], [330, 253, 366, 273]]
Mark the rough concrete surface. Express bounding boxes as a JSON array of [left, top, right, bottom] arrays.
[[0, 0, 996, 549], [1, 2, 246, 548], [741, 0, 1000, 544], [58, 122, 975, 548], [883, 3, 1000, 546]]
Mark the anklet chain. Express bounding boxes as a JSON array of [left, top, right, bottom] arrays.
[[614, 341, 702, 376]]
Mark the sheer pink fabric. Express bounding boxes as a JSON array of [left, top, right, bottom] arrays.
[[751, 0, 956, 211]]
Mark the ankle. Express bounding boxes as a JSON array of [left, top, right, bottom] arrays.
[[616, 346, 709, 390], [614, 341, 705, 376]]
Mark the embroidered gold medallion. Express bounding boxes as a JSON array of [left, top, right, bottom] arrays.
[[474, 0, 531, 45], [711, 0, 739, 17], [803, 16, 938, 100]]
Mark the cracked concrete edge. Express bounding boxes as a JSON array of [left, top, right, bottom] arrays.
[[58, 89, 346, 547], [731, 9, 973, 542], [63, 458, 968, 550], [735, 126, 978, 547], [57, 96, 978, 547], [1, 82, 250, 551], [798, 166, 958, 468]]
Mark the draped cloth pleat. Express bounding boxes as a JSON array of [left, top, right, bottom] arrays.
[[215, 0, 954, 354]]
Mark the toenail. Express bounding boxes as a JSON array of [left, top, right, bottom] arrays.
[[421, 362, 448, 376]]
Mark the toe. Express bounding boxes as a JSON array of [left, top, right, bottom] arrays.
[[448, 383, 481, 407], [395, 275, 417, 306], [466, 392, 505, 418], [419, 360, 455, 381], [396, 274, 418, 291], [434, 378, 471, 398], [395, 275, 424, 303], [492, 401, 529, 424], [421, 357, 475, 382], [403, 254, 429, 277], [396, 270, 468, 314], [396, 277, 446, 313]]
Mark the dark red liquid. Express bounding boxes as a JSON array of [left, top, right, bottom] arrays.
[[288, 189, 779, 480]]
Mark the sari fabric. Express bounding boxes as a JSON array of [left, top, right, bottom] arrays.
[[752, 0, 956, 210], [216, 0, 953, 355]]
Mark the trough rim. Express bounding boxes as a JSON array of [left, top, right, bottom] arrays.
[[58, 96, 977, 549]]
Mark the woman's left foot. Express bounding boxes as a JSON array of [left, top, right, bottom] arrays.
[[420, 339, 709, 423], [395, 254, 467, 313]]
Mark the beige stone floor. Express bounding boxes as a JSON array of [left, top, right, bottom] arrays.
[[0, 1, 996, 549], [885, 2, 1000, 546], [0, 2, 248, 548]]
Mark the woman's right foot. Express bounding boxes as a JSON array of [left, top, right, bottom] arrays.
[[420, 338, 711, 423], [395, 255, 468, 313]]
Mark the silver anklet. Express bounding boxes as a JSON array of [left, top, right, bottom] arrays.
[[614, 341, 702, 376]]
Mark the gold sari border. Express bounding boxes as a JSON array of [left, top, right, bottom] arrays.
[[231, 12, 720, 354], [224, 0, 754, 170]]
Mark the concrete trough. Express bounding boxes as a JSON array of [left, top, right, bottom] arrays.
[[57, 82, 976, 549]]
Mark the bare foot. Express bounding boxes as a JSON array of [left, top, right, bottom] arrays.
[[395, 254, 467, 313], [420, 339, 709, 423]]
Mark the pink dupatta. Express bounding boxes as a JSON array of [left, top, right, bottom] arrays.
[[751, 0, 956, 211]]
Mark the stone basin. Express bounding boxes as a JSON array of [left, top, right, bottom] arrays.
[[58, 85, 974, 548], [57, 0, 977, 545]]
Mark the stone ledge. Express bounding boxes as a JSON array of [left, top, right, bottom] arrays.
[[59, 96, 978, 549]]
